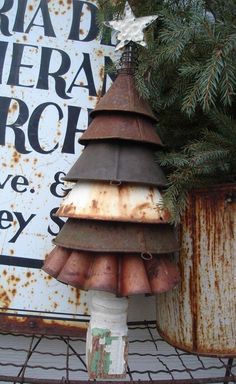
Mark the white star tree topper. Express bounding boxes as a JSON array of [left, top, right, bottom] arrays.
[[105, 1, 158, 51]]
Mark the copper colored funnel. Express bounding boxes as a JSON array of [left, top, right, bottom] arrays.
[[86, 253, 118, 293], [90, 73, 157, 121], [79, 114, 162, 146], [42, 249, 180, 297], [57, 250, 92, 288], [64, 142, 167, 187], [42, 246, 71, 278], [120, 254, 151, 296], [144, 255, 180, 293], [53, 219, 179, 254]]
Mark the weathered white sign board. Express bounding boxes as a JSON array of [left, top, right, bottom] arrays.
[[0, 0, 116, 334]]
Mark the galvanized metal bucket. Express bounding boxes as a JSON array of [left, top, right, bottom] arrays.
[[90, 72, 157, 121], [53, 219, 179, 254], [64, 142, 167, 187], [156, 184, 236, 357], [43, 247, 180, 297], [55, 181, 170, 223], [79, 113, 162, 146]]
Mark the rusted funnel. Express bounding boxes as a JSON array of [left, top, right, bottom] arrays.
[[55, 181, 170, 223], [53, 219, 179, 254], [90, 73, 157, 122], [85, 253, 118, 293], [42, 246, 70, 278], [120, 254, 151, 295], [120, 254, 180, 296], [145, 254, 180, 294], [79, 113, 162, 146], [42, 248, 180, 296], [57, 250, 92, 288], [64, 142, 167, 187]]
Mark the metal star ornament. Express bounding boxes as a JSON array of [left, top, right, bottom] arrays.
[[104, 1, 158, 51]]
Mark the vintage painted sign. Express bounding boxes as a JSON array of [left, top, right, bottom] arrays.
[[0, 0, 116, 334]]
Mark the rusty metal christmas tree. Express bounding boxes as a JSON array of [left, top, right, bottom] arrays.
[[43, 2, 180, 379]]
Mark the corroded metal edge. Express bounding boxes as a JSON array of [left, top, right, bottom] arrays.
[[90, 72, 157, 121], [0, 315, 87, 336]]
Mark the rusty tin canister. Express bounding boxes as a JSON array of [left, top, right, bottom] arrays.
[[79, 113, 162, 146], [64, 141, 167, 187], [55, 181, 170, 223], [90, 72, 157, 121], [156, 184, 236, 357], [43, 247, 180, 297], [53, 219, 179, 254]]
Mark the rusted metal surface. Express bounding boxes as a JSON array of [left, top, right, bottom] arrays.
[[0, 315, 87, 337], [56, 181, 170, 223], [64, 141, 167, 187], [0, 262, 89, 336], [156, 184, 236, 357], [121, 254, 180, 296], [43, 247, 180, 296], [90, 72, 157, 121], [42, 246, 70, 278], [0, 0, 117, 334], [80, 113, 162, 146], [53, 219, 179, 254]]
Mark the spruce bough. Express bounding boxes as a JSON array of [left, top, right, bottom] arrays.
[[98, 0, 236, 222]]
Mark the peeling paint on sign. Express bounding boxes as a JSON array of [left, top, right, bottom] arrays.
[[0, 0, 117, 334]]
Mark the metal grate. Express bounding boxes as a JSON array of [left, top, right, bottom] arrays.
[[0, 321, 235, 384]]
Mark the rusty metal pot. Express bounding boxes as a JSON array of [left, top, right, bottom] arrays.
[[156, 184, 236, 357], [53, 219, 179, 254], [79, 113, 162, 146], [90, 72, 157, 121], [42, 247, 180, 297], [55, 181, 170, 223], [64, 141, 167, 187]]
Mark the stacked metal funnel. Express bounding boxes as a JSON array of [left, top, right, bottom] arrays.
[[43, 53, 180, 297]]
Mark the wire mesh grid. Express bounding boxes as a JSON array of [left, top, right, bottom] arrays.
[[0, 321, 235, 384]]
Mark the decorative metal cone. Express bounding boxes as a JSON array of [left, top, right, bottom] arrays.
[[42, 246, 70, 277], [55, 181, 170, 223], [64, 141, 167, 187], [90, 72, 157, 121], [43, 246, 180, 297], [79, 113, 162, 146], [53, 219, 179, 254]]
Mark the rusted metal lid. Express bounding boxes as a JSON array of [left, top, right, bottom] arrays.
[[90, 73, 157, 121], [79, 113, 162, 146], [55, 181, 170, 223], [64, 142, 167, 187], [42, 247, 180, 297], [53, 219, 179, 254]]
